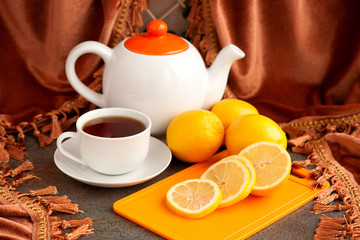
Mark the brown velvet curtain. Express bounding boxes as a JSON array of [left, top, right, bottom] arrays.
[[0, 0, 118, 124], [210, 0, 360, 123]]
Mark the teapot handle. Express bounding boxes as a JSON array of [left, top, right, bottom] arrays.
[[65, 41, 113, 107]]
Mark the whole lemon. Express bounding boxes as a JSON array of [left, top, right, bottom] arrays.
[[166, 110, 224, 162], [225, 114, 287, 155], [211, 99, 258, 131]]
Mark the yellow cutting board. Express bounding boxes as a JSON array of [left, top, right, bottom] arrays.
[[113, 150, 329, 240]]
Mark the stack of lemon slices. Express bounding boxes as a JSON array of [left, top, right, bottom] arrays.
[[166, 142, 292, 219]]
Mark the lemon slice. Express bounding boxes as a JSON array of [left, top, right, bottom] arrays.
[[239, 141, 292, 196], [166, 179, 222, 219], [201, 158, 251, 208], [221, 155, 256, 199]]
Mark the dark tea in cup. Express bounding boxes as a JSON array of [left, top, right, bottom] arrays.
[[57, 108, 152, 175], [82, 116, 146, 138]]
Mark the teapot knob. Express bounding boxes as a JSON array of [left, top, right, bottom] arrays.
[[147, 20, 168, 37], [124, 19, 187, 55]]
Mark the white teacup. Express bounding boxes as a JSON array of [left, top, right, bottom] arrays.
[[56, 108, 151, 175]]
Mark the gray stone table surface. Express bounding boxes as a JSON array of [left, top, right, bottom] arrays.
[[14, 132, 344, 240]]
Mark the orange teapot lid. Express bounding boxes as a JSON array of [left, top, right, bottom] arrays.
[[124, 20, 188, 55]]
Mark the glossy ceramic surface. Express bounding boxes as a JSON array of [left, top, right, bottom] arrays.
[[65, 21, 245, 135], [54, 137, 172, 188]]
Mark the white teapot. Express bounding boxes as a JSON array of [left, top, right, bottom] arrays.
[[66, 20, 245, 135]]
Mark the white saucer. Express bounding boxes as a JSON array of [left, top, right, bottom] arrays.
[[54, 137, 172, 188]]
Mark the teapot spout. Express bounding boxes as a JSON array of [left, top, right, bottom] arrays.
[[203, 44, 245, 109]]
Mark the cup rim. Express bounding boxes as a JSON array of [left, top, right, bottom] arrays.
[[76, 107, 152, 140]]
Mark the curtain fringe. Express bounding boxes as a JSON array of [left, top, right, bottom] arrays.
[[281, 111, 360, 239]]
